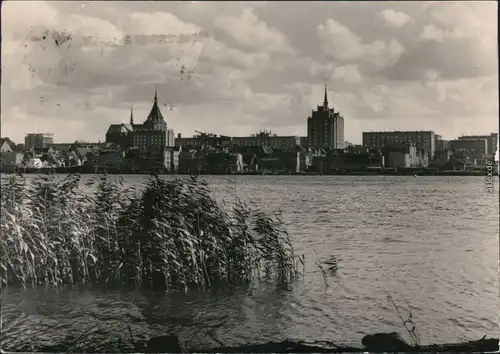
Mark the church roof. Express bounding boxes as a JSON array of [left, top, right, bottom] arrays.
[[106, 123, 134, 134], [144, 89, 165, 124], [0, 138, 14, 150], [123, 123, 134, 131]]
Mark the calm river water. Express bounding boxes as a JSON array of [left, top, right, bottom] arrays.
[[1, 175, 499, 349]]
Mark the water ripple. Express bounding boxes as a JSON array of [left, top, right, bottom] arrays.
[[2, 175, 498, 348]]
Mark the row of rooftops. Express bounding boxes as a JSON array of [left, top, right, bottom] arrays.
[[363, 132, 497, 138], [363, 130, 436, 135]]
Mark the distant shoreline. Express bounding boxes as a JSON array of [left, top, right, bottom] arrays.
[[0, 168, 497, 177]]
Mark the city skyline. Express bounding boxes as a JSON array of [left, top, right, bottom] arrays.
[[2, 1, 498, 145]]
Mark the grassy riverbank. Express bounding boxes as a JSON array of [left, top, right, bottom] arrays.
[[0, 173, 302, 290]]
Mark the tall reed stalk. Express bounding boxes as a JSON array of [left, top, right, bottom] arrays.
[[0, 173, 301, 290]]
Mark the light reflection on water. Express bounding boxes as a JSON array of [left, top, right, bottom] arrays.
[[2, 175, 498, 349]]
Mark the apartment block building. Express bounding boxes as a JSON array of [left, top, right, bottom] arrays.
[[449, 138, 488, 158], [457, 133, 497, 157], [24, 133, 54, 149], [362, 130, 436, 160]]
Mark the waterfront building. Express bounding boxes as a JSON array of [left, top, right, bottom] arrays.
[[71, 146, 93, 163], [362, 130, 436, 161], [457, 133, 497, 157], [307, 85, 345, 150], [344, 144, 369, 154], [175, 132, 300, 151], [203, 150, 244, 174], [0, 138, 19, 153], [132, 90, 172, 155], [383, 144, 427, 169], [434, 134, 450, 157], [178, 150, 204, 174], [166, 129, 175, 147], [175, 134, 205, 149], [105, 125, 134, 149], [97, 148, 125, 170], [175, 133, 233, 150], [434, 150, 453, 164], [24, 133, 54, 150], [232, 131, 300, 150], [281, 149, 308, 173], [231, 145, 273, 171], [105, 104, 135, 149], [315, 150, 383, 172], [164, 146, 182, 172], [440, 156, 467, 171], [0, 139, 14, 153], [0, 151, 24, 168], [47, 143, 77, 151], [105, 90, 176, 159]]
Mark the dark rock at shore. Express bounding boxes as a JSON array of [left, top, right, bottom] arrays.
[[361, 332, 413, 352], [145, 335, 184, 353]]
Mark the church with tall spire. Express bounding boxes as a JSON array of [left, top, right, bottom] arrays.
[[130, 104, 134, 126], [132, 88, 175, 154], [105, 88, 175, 152], [306, 84, 345, 150]]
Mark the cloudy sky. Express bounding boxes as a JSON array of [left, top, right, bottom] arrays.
[[1, 1, 498, 145]]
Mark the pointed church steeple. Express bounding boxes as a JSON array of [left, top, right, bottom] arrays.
[[130, 104, 134, 126], [323, 84, 328, 108], [144, 87, 165, 124]]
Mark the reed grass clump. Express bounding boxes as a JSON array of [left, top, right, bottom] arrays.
[[0, 173, 301, 290]]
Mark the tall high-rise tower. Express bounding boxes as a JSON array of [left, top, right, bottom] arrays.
[[306, 84, 344, 150]]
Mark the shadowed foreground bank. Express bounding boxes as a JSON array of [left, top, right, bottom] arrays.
[[7, 332, 498, 353]]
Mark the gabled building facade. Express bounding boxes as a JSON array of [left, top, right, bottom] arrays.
[[104, 89, 176, 171], [24, 133, 54, 150], [0, 139, 14, 153], [362, 130, 436, 161], [133, 89, 170, 154]]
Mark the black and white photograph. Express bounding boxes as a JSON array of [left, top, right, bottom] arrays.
[[0, 0, 498, 352]]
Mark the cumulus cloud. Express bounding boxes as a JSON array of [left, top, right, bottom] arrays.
[[317, 19, 404, 66], [383, 2, 497, 81], [2, 1, 59, 41], [126, 11, 202, 36], [198, 38, 270, 72], [376, 9, 411, 28], [214, 8, 295, 54], [333, 65, 363, 84], [307, 62, 364, 85], [419, 3, 486, 43]]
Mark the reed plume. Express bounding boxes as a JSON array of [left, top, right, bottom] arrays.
[[0, 173, 301, 290]]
